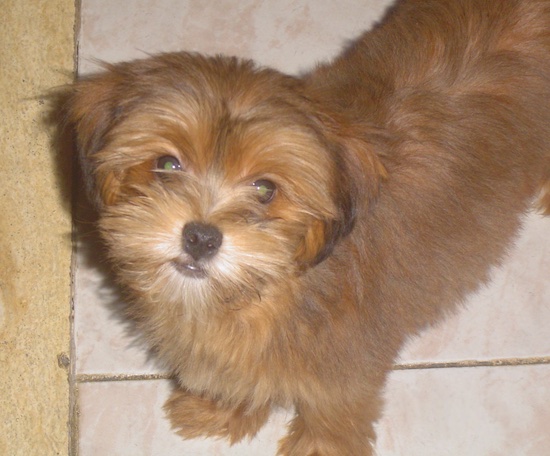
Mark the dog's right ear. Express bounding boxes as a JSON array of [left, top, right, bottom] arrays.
[[64, 66, 130, 208]]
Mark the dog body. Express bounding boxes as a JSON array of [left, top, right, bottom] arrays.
[[66, 0, 550, 454]]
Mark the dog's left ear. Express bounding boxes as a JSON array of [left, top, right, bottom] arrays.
[[295, 124, 387, 268]]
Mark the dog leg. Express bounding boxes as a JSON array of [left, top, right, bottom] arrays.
[[277, 400, 380, 456], [164, 387, 271, 444]]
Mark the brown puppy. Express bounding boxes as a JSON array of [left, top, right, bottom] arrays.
[[64, 0, 550, 454]]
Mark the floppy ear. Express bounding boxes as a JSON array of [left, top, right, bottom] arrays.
[[64, 66, 131, 208], [295, 120, 387, 268]]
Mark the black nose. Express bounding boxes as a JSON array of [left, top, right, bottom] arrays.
[[182, 222, 223, 261]]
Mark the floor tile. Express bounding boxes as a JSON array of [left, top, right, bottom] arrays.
[[78, 380, 290, 455], [78, 0, 391, 75], [377, 365, 550, 456]]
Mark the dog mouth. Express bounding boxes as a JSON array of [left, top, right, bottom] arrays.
[[171, 260, 208, 279]]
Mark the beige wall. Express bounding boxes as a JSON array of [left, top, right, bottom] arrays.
[[1, 1, 76, 454]]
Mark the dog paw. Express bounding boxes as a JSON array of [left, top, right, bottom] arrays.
[[164, 388, 270, 444], [278, 435, 374, 456], [277, 411, 375, 456]]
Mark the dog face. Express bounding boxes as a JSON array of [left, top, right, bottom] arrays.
[[67, 53, 359, 319]]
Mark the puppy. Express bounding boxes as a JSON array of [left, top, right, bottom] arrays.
[[64, 0, 550, 454]]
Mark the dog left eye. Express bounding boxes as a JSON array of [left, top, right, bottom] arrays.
[[251, 179, 276, 204], [156, 155, 182, 171]]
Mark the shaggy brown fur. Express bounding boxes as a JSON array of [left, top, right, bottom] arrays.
[[64, 0, 550, 454]]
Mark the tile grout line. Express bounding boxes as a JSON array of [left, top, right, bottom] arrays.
[[394, 356, 550, 370], [75, 356, 550, 383]]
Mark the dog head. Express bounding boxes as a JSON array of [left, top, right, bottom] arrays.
[[65, 53, 381, 318]]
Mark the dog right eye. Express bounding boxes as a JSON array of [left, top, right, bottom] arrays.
[[155, 155, 182, 171]]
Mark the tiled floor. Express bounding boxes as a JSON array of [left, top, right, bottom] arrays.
[[73, 1, 550, 454]]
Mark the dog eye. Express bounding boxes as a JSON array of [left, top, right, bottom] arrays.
[[251, 179, 276, 204], [156, 155, 182, 171]]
